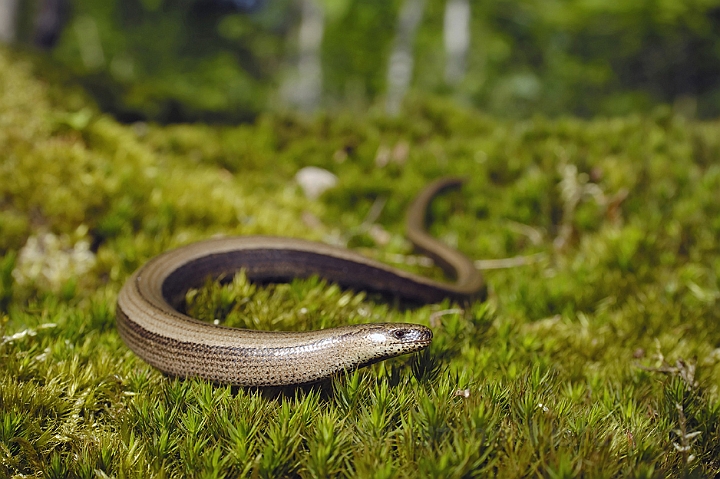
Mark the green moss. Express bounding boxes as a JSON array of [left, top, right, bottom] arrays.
[[2, 47, 720, 477]]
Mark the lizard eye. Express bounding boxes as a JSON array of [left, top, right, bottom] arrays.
[[392, 329, 410, 340]]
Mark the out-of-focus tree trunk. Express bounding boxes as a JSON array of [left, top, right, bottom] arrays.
[[34, 0, 70, 49], [0, 0, 18, 43], [443, 0, 470, 85], [282, 0, 324, 112], [385, 0, 425, 116]]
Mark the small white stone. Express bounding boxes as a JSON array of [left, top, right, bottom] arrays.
[[295, 167, 338, 200]]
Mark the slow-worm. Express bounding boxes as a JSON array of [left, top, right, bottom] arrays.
[[116, 177, 485, 386]]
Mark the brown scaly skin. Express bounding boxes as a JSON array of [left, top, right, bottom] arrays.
[[115, 177, 485, 386]]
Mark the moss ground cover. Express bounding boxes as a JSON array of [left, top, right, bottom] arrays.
[[2, 47, 720, 477]]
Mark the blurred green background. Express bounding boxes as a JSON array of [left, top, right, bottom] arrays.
[[8, 0, 720, 122]]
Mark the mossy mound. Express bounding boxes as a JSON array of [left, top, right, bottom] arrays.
[[2, 47, 720, 477]]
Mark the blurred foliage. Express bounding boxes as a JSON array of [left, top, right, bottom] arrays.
[[17, 0, 293, 122], [10, 0, 720, 121]]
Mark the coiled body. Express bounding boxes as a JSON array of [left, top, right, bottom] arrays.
[[116, 178, 485, 386]]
